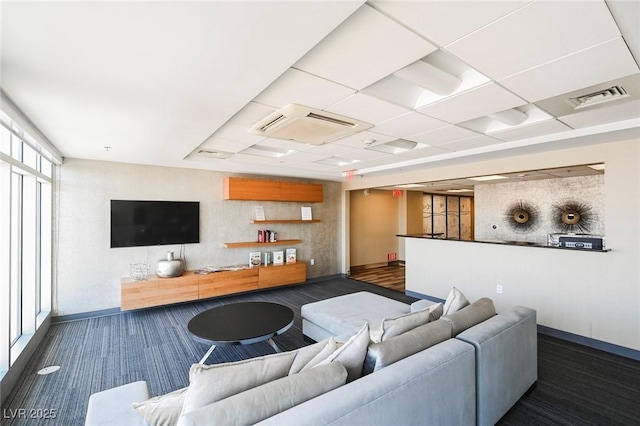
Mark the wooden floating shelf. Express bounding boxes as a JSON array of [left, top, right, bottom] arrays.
[[250, 219, 320, 224], [224, 239, 302, 248]]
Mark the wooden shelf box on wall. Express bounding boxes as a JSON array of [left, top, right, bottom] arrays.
[[223, 239, 302, 248], [223, 177, 323, 202]]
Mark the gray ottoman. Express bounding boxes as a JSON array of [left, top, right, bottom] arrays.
[[301, 291, 411, 342]]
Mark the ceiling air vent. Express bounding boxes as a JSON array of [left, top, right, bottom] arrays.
[[565, 85, 629, 110], [249, 104, 373, 145]]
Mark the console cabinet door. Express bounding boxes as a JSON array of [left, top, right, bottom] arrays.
[[258, 262, 307, 289], [198, 268, 259, 299], [121, 273, 199, 310]]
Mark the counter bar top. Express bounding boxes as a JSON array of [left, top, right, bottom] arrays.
[[396, 234, 610, 252]]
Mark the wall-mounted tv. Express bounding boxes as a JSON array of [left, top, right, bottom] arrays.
[[110, 200, 200, 248]]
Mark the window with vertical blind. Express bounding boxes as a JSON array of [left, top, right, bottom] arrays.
[[0, 108, 54, 372]]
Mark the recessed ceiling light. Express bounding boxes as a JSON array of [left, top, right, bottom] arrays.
[[240, 145, 294, 158], [366, 139, 427, 154], [468, 175, 508, 181], [587, 163, 605, 171], [315, 156, 359, 167], [446, 189, 474, 193]]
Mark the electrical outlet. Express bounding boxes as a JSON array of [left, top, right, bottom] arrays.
[[310, 259, 315, 265], [496, 285, 503, 294]]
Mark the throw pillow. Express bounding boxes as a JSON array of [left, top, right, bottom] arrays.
[[428, 303, 444, 321], [410, 300, 444, 321], [180, 351, 296, 416], [298, 338, 338, 372], [370, 309, 430, 343], [318, 322, 370, 382], [363, 319, 452, 374], [133, 387, 187, 426], [177, 362, 347, 426], [443, 287, 470, 316], [288, 337, 336, 375], [442, 297, 496, 335]]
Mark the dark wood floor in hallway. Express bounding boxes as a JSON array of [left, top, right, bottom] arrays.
[[349, 264, 405, 292]]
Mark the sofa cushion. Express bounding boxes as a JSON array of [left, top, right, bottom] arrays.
[[371, 309, 431, 343], [133, 387, 187, 426], [443, 287, 470, 315], [363, 319, 453, 374], [289, 337, 336, 375], [177, 362, 347, 426], [86, 381, 149, 426], [180, 351, 296, 416], [441, 297, 496, 336], [301, 292, 409, 337], [318, 322, 370, 382]]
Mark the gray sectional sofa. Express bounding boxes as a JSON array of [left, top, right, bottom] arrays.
[[85, 291, 537, 426]]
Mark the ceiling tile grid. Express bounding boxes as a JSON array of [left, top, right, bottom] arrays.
[[293, 4, 438, 90], [2, 1, 639, 181]]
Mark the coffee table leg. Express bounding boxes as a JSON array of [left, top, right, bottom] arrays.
[[267, 338, 281, 353], [199, 344, 217, 364]]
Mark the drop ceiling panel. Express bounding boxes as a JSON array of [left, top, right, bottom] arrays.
[[396, 145, 452, 159], [294, 4, 437, 90], [418, 83, 526, 124], [199, 137, 255, 153], [489, 119, 572, 142], [534, 73, 640, 118], [371, 0, 530, 46], [332, 130, 397, 148], [213, 122, 266, 145], [446, 0, 621, 80], [253, 68, 355, 109], [228, 153, 278, 164], [257, 137, 306, 152], [558, 99, 640, 129], [339, 148, 391, 161], [297, 142, 359, 156], [409, 125, 481, 146], [500, 38, 639, 103], [325, 93, 410, 125], [277, 151, 327, 164], [227, 102, 276, 126], [372, 112, 448, 139], [436, 135, 502, 152]]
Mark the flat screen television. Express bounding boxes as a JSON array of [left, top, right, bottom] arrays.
[[110, 200, 200, 248]]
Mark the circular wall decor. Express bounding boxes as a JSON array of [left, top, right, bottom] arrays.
[[504, 200, 540, 233], [551, 200, 595, 233]]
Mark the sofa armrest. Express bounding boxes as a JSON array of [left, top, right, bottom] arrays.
[[457, 306, 537, 426], [85, 381, 149, 426]]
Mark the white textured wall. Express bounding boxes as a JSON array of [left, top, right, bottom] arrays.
[[475, 175, 605, 244], [349, 138, 639, 351], [55, 159, 341, 315]]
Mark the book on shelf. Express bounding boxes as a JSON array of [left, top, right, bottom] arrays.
[[286, 248, 297, 263], [273, 250, 284, 265], [301, 206, 313, 221], [249, 251, 261, 267]]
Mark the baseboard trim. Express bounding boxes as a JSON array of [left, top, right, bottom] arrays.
[[52, 307, 123, 323], [538, 325, 640, 362], [405, 291, 640, 361], [404, 290, 445, 303]]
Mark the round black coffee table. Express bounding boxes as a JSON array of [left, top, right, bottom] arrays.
[[188, 301, 294, 364]]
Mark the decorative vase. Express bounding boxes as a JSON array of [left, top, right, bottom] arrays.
[[156, 251, 185, 278]]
